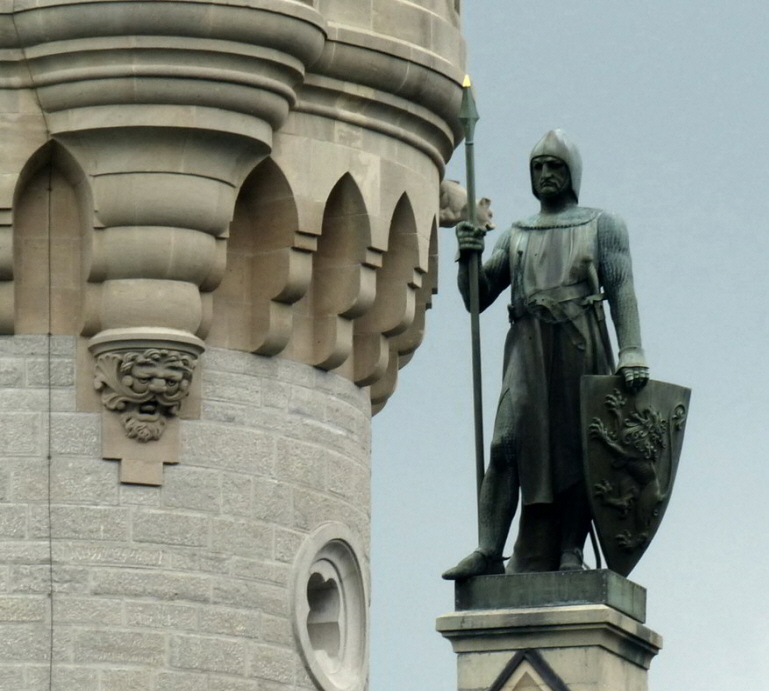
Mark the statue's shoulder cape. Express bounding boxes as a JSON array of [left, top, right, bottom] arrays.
[[514, 207, 601, 230]]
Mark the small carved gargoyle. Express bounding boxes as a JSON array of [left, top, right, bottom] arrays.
[[439, 179, 495, 230]]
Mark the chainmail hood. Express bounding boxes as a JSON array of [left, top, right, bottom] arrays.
[[530, 129, 582, 202]]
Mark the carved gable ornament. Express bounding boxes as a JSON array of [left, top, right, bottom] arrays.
[[488, 649, 571, 691], [582, 375, 691, 576], [89, 331, 203, 486]]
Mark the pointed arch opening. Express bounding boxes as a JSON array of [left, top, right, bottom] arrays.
[[392, 216, 438, 365], [314, 173, 372, 319], [294, 173, 374, 370], [353, 193, 420, 386], [209, 158, 303, 354], [12, 142, 91, 335], [370, 215, 437, 413]]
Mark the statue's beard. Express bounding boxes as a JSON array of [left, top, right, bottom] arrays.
[[121, 403, 167, 442]]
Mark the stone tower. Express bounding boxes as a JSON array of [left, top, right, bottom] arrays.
[[0, 1, 464, 688]]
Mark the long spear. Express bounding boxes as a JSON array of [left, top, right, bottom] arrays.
[[458, 75, 485, 538]]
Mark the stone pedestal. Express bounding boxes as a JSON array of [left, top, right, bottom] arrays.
[[437, 571, 662, 691]]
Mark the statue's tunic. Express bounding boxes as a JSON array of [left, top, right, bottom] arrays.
[[459, 206, 646, 505]]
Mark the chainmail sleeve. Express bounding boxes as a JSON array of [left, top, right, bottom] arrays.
[[596, 212, 648, 370], [458, 229, 512, 313]]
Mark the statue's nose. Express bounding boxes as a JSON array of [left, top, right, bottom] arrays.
[[148, 377, 167, 393]]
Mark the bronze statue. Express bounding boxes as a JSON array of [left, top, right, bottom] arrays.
[[443, 130, 650, 578]]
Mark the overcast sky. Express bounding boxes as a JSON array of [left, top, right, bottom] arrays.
[[370, 2, 769, 689]]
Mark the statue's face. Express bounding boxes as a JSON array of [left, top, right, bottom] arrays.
[[531, 156, 572, 200]]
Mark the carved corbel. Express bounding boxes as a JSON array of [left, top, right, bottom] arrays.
[[89, 330, 204, 486]]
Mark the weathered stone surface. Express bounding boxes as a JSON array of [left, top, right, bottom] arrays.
[[48, 414, 99, 455], [171, 634, 248, 675], [53, 597, 123, 626], [91, 570, 211, 603], [248, 644, 297, 684], [49, 456, 118, 505], [0, 506, 27, 538], [100, 669, 156, 691], [124, 602, 198, 630], [0, 414, 42, 455], [155, 671, 208, 691], [212, 580, 287, 617], [0, 625, 49, 661], [0, 666, 26, 690], [262, 613, 293, 648], [0, 597, 47, 622], [73, 630, 167, 665], [221, 473, 253, 517], [48, 506, 130, 542], [208, 678, 260, 691], [454, 570, 648, 623], [162, 466, 222, 513], [198, 606, 260, 639], [211, 518, 273, 560], [133, 510, 210, 548]]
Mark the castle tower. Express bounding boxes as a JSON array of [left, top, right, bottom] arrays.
[[0, 1, 464, 687]]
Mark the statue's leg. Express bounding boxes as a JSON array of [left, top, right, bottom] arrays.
[[442, 393, 518, 580], [478, 425, 518, 559], [506, 503, 560, 573], [557, 481, 592, 570]]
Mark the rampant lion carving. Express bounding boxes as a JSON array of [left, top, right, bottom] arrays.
[[94, 348, 198, 442], [588, 389, 682, 552]]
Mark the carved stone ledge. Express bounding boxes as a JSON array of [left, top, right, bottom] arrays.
[[88, 328, 204, 486]]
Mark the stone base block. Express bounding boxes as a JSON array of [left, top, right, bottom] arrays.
[[437, 572, 662, 691], [454, 569, 647, 622]]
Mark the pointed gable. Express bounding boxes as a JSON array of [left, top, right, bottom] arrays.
[[489, 649, 571, 691]]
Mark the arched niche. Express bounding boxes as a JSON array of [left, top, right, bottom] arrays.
[[371, 217, 438, 414], [12, 142, 91, 335], [352, 193, 420, 387], [295, 173, 375, 371], [208, 158, 306, 354], [391, 217, 438, 363]]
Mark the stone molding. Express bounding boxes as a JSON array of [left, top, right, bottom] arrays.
[[438, 603, 662, 691], [315, 23, 463, 137], [295, 73, 456, 171], [438, 604, 661, 668]]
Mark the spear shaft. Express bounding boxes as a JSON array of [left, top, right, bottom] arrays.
[[459, 76, 485, 538]]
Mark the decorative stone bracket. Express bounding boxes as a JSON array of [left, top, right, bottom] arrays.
[[89, 329, 204, 486]]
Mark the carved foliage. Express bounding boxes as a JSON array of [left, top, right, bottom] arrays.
[[94, 348, 197, 442]]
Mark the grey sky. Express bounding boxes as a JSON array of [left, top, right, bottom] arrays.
[[371, 2, 769, 689]]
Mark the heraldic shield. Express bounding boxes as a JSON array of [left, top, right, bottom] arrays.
[[581, 376, 691, 577]]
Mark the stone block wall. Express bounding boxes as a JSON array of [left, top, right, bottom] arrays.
[[0, 336, 370, 689]]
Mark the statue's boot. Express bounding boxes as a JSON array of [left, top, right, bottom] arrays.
[[558, 548, 585, 571], [442, 550, 504, 580], [558, 483, 590, 571]]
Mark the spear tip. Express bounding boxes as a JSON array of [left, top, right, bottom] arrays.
[[459, 75, 479, 130]]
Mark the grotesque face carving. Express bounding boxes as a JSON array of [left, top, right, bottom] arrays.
[[95, 348, 197, 443]]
